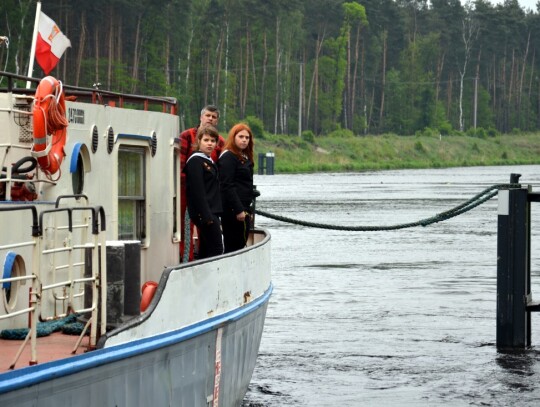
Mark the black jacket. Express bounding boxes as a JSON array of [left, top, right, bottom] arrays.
[[183, 153, 222, 225], [218, 150, 254, 216]]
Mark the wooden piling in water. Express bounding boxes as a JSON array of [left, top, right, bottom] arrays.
[[496, 178, 530, 348]]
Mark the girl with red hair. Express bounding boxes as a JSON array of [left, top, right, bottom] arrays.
[[218, 123, 256, 253]]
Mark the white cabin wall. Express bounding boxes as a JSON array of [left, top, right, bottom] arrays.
[[1, 93, 181, 330], [98, 104, 180, 284]]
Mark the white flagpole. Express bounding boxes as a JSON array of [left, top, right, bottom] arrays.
[[26, 1, 42, 89]]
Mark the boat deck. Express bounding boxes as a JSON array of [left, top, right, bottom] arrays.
[[0, 332, 90, 372]]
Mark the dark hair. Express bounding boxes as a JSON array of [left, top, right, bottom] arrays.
[[201, 104, 220, 118], [195, 125, 220, 149], [224, 123, 254, 166]]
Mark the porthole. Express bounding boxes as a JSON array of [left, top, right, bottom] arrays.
[[151, 131, 157, 157], [2, 252, 26, 312], [91, 125, 99, 153], [70, 143, 90, 196], [72, 152, 84, 194], [107, 126, 115, 154]]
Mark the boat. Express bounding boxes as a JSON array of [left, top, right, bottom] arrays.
[[0, 70, 272, 406]]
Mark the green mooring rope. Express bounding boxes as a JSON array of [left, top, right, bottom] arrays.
[[0, 184, 519, 340], [0, 313, 81, 340], [254, 183, 520, 231]]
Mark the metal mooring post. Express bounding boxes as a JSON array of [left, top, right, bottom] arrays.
[[258, 153, 265, 175], [265, 152, 275, 175], [496, 173, 531, 348]]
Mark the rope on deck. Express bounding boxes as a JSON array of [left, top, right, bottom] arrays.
[[255, 183, 521, 231], [0, 313, 82, 340]]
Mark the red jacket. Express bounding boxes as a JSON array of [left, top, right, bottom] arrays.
[[180, 126, 225, 176]]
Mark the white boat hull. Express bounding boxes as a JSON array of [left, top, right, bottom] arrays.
[[0, 233, 271, 406], [0, 290, 270, 407]]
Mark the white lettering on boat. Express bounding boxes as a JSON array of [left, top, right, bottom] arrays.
[[68, 108, 85, 124]]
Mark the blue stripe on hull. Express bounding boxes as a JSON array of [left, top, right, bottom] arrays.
[[0, 284, 272, 406]]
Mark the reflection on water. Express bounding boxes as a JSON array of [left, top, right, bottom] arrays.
[[244, 165, 540, 406]]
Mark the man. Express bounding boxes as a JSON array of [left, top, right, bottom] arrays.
[[179, 105, 225, 262]]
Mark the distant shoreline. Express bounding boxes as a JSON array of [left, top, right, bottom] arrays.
[[254, 133, 540, 173]]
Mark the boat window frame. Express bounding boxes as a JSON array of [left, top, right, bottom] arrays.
[[117, 146, 147, 243]]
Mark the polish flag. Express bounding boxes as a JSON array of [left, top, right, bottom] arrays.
[[35, 12, 71, 75]]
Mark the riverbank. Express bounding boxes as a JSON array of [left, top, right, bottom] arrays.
[[254, 133, 540, 173]]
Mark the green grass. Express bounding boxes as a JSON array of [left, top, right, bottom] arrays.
[[254, 133, 540, 173]]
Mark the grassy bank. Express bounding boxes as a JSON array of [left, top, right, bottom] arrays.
[[253, 133, 540, 173]]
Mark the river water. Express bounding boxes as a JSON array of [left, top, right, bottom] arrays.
[[243, 165, 540, 406]]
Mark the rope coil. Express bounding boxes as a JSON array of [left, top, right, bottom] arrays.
[[255, 183, 521, 231]]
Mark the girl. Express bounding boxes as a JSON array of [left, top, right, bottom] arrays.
[[218, 123, 256, 253]]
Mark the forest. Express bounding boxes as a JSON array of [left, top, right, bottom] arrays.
[[0, 0, 539, 137]]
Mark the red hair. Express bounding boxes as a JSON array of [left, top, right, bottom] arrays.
[[224, 123, 254, 166]]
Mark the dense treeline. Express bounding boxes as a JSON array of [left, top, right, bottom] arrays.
[[1, 0, 539, 136]]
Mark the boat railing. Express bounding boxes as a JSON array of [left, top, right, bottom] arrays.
[[0, 204, 107, 368], [0, 70, 178, 114], [0, 92, 54, 200]]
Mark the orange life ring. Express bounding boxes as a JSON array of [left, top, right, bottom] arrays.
[[31, 76, 68, 176], [140, 281, 158, 312]]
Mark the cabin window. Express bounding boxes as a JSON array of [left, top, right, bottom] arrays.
[[118, 147, 146, 241]]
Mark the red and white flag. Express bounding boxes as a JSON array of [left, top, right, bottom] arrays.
[[35, 12, 71, 75]]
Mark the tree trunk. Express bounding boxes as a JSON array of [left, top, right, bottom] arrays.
[[214, 31, 224, 106], [165, 34, 170, 87], [241, 26, 250, 118], [474, 50, 481, 129], [204, 49, 210, 106], [508, 49, 515, 117], [260, 32, 268, 122], [435, 52, 445, 104], [491, 55, 496, 120], [60, 5, 68, 80], [360, 28, 366, 134], [131, 15, 142, 93], [107, 7, 113, 89], [351, 24, 361, 132], [528, 51, 535, 129], [94, 29, 99, 84], [379, 30, 387, 132], [75, 11, 86, 87], [501, 51, 507, 131], [239, 33, 244, 117], [528, 50, 535, 103], [307, 32, 324, 134], [184, 23, 193, 97], [458, 14, 478, 132], [183, 12, 195, 111], [458, 68, 465, 131], [274, 17, 280, 135], [447, 72, 453, 119], [368, 86, 375, 133], [282, 44, 291, 134], [249, 30, 259, 114], [116, 16, 122, 65], [223, 20, 230, 127], [518, 32, 530, 128], [344, 27, 351, 129]]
